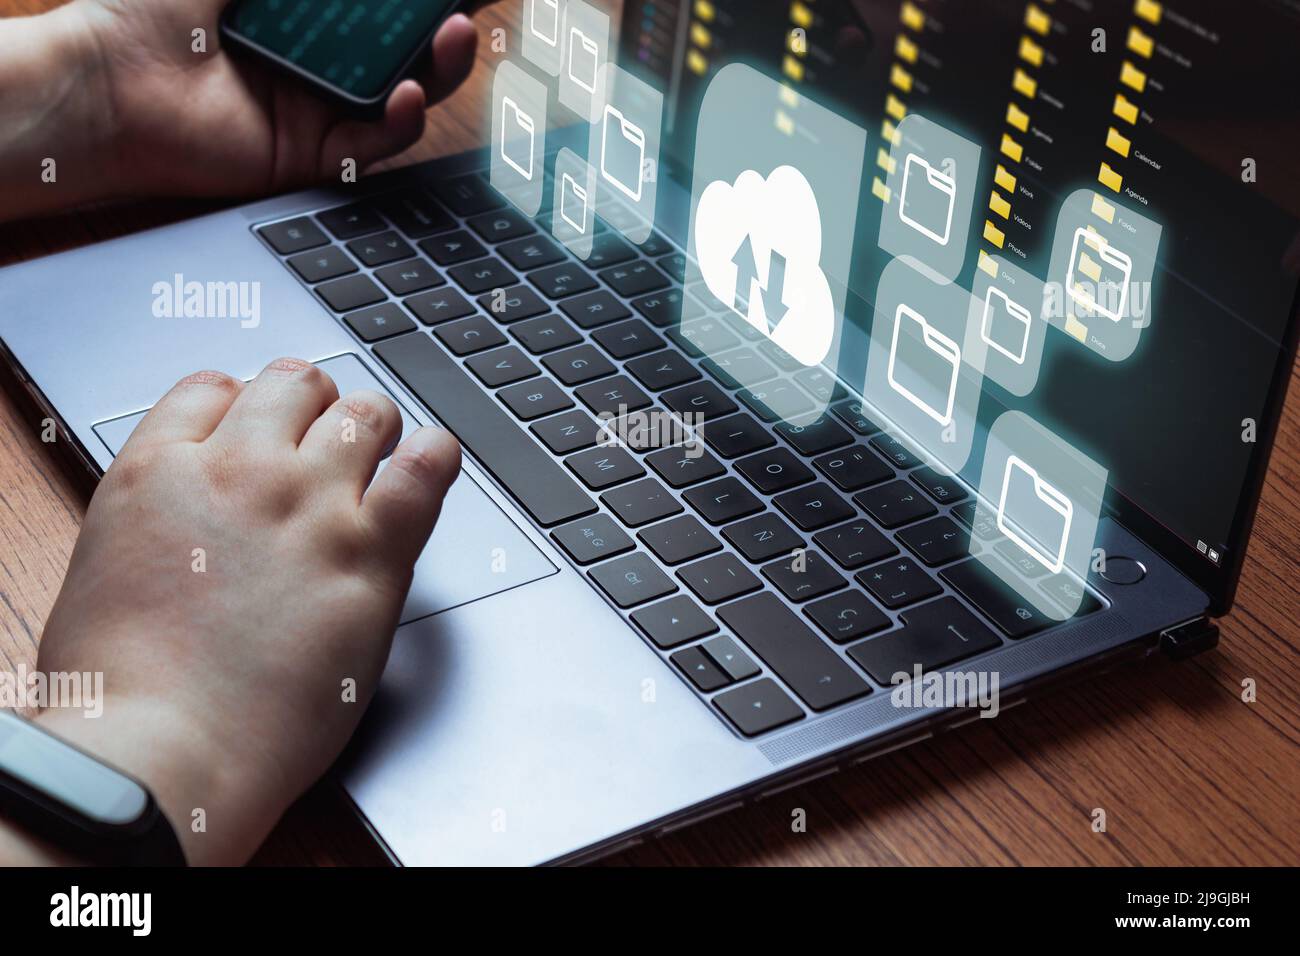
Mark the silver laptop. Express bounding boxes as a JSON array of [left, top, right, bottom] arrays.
[[2, 0, 1297, 865]]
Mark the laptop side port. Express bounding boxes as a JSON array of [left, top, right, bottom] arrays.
[[1159, 618, 1219, 661]]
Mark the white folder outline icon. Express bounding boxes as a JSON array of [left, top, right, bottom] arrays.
[[1066, 227, 1132, 323], [530, 0, 560, 47], [568, 26, 599, 94], [560, 172, 589, 234], [886, 303, 960, 427], [898, 153, 957, 246], [980, 286, 1033, 365], [500, 95, 535, 181], [600, 104, 646, 202], [997, 455, 1073, 574]]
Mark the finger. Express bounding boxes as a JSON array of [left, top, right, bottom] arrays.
[[320, 81, 427, 176], [121, 370, 244, 453], [208, 357, 339, 449], [360, 427, 461, 570], [298, 389, 404, 497], [413, 14, 479, 107]]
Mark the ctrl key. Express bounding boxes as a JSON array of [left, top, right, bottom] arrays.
[[588, 552, 677, 608], [714, 679, 804, 736]]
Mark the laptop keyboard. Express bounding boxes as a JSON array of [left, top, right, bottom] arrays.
[[254, 171, 1102, 738]]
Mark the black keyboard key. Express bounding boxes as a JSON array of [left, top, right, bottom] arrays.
[[683, 477, 763, 524], [601, 477, 683, 528], [738, 381, 814, 423], [375, 258, 444, 295], [669, 318, 741, 358], [672, 647, 731, 692], [343, 302, 416, 342], [477, 285, 548, 324], [420, 230, 487, 266], [559, 290, 632, 328], [498, 234, 564, 270], [638, 232, 674, 257], [722, 513, 804, 563], [403, 288, 475, 326], [775, 415, 853, 456], [702, 636, 761, 681], [632, 288, 703, 327], [646, 444, 725, 488], [433, 315, 508, 356], [793, 367, 842, 405], [600, 260, 670, 297], [288, 246, 358, 283], [589, 553, 677, 608], [550, 514, 634, 566], [657, 252, 687, 282], [856, 558, 942, 609], [829, 398, 883, 436], [761, 550, 846, 602], [586, 232, 636, 268], [714, 679, 804, 736], [702, 348, 777, 390], [626, 350, 700, 391], [372, 333, 595, 527], [700, 413, 775, 458], [317, 202, 384, 239], [259, 216, 327, 254], [994, 539, 1050, 579], [718, 593, 870, 711], [678, 553, 763, 605], [870, 434, 923, 470], [530, 263, 598, 299], [631, 595, 718, 649], [542, 345, 617, 386], [939, 559, 1056, 638], [950, 501, 999, 541], [638, 514, 721, 565], [592, 319, 664, 359], [805, 590, 892, 644], [897, 516, 971, 567], [376, 190, 453, 238], [565, 446, 645, 489], [530, 409, 602, 455], [661, 382, 737, 421], [464, 346, 540, 388], [448, 257, 518, 295], [512, 314, 583, 353], [773, 483, 855, 531], [348, 231, 415, 267], [910, 466, 969, 505], [497, 376, 573, 419], [847, 598, 1001, 684], [317, 274, 384, 312], [467, 207, 535, 243], [574, 376, 651, 418], [434, 174, 503, 217], [735, 448, 814, 494], [854, 480, 937, 529], [813, 519, 897, 570], [755, 339, 802, 371]]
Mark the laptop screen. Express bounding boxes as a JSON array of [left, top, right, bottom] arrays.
[[618, 0, 1300, 608]]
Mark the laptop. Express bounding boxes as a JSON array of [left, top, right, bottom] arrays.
[[1, 0, 1297, 865]]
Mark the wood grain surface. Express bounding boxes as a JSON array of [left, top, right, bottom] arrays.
[[1, 0, 1297, 867]]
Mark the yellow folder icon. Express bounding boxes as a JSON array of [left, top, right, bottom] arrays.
[[1121, 61, 1147, 93], [882, 118, 900, 146], [877, 147, 896, 175], [694, 0, 715, 22], [692, 22, 712, 48], [687, 49, 708, 75], [1128, 26, 1154, 58], [1113, 93, 1139, 124], [1098, 162, 1123, 193], [872, 176, 891, 203], [1012, 68, 1037, 99], [1001, 133, 1024, 163], [783, 55, 804, 82], [1006, 102, 1030, 132], [900, 1, 925, 31], [896, 34, 919, 64], [1025, 4, 1051, 35], [989, 191, 1011, 219], [978, 250, 999, 278], [1091, 192, 1116, 224], [775, 110, 795, 136], [1019, 36, 1044, 67], [994, 164, 1017, 194], [886, 93, 907, 121], [780, 83, 800, 107], [890, 64, 913, 93], [790, 1, 813, 28], [1065, 314, 1089, 342], [1106, 127, 1131, 158], [1078, 251, 1103, 283], [1135, 0, 1163, 26], [984, 220, 1006, 248]]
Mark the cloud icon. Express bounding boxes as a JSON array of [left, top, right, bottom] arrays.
[[695, 165, 835, 367]]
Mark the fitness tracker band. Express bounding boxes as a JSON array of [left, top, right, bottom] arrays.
[[0, 710, 186, 866]]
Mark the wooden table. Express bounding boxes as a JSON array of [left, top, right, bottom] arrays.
[[2, 0, 1297, 867]]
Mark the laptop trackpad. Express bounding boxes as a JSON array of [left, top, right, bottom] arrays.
[[92, 353, 556, 624]]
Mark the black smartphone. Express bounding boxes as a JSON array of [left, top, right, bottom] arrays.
[[220, 1, 463, 115]]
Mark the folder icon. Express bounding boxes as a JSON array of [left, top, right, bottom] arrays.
[[895, 34, 919, 64], [1135, 0, 1163, 25], [775, 110, 795, 135], [995, 164, 1017, 194], [560, 172, 589, 234], [978, 250, 999, 278], [1120, 61, 1147, 92], [1091, 192, 1116, 224], [687, 49, 708, 75], [1025, 4, 1051, 36], [530, 0, 560, 47], [1007, 102, 1030, 132], [1019, 36, 1044, 67], [569, 26, 601, 94], [891, 64, 913, 93], [981, 286, 1033, 365], [1067, 227, 1133, 323], [1127, 26, 1154, 58], [500, 95, 536, 181], [989, 190, 1011, 220], [886, 93, 907, 121], [882, 118, 900, 145], [1001, 133, 1024, 163], [899, 153, 958, 246], [600, 104, 647, 202], [984, 220, 1006, 248], [783, 55, 805, 82], [887, 304, 961, 427], [780, 83, 799, 107], [1012, 69, 1037, 99], [997, 455, 1074, 574], [1065, 314, 1089, 342], [692, 22, 712, 48], [877, 147, 897, 175], [790, 1, 813, 28], [900, 1, 925, 31], [1097, 161, 1123, 193], [1113, 93, 1139, 124], [1077, 251, 1103, 283], [872, 176, 891, 203], [1106, 127, 1131, 158], [694, 0, 715, 20]]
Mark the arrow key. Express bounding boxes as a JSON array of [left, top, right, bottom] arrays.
[[631, 595, 718, 649], [713, 679, 804, 736], [701, 636, 760, 681], [671, 646, 731, 692]]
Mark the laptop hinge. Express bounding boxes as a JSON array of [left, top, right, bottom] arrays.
[[1158, 617, 1219, 661]]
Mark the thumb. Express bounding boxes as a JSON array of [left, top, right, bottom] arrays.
[[360, 427, 462, 571]]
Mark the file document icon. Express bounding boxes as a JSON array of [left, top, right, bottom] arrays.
[[560, 172, 589, 234], [600, 104, 647, 202], [568, 25, 600, 94], [981, 286, 1033, 364], [500, 96, 536, 181], [898, 153, 957, 246], [997, 455, 1073, 574], [887, 304, 961, 426], [1067, 228, 1132, 323]]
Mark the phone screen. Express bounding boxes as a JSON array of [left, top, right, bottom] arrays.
[[227, 1, 458, 101]]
